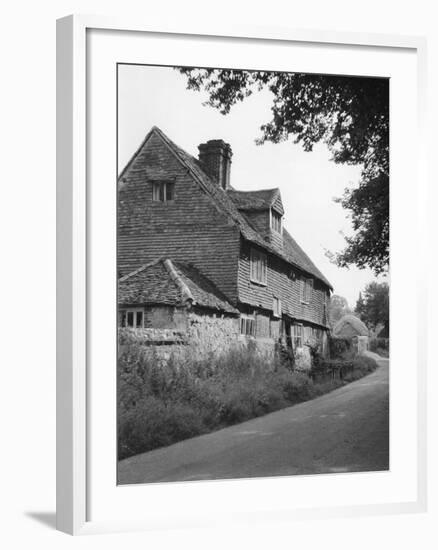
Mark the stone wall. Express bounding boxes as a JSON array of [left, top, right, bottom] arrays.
[[186, 312, 240, 357], [119, 305, 332, 370], [118, 309, 280, 365], [143, 306, 188, 330]]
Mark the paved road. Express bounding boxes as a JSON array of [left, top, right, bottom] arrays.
[[118, 359, 389, 484]]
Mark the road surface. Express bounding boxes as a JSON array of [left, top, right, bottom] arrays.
[[118, 358, 389, 484]]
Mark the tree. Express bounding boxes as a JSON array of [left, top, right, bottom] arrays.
[[328, 295, 351, 328], [178, 68, 389, 273], [355, 292, 365, 319], [355, 282, 389, 334]]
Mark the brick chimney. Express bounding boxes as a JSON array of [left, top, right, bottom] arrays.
[[198, 140, 232, 190]]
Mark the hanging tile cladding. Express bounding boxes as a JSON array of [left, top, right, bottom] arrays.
[[272, 193, 284, 215], [244, 210, 270, 240], [238, 240, 329, 328], [118, 132, 240, 302]]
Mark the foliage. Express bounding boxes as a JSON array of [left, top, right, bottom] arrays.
[[276, 341, 295, 370], [306, 339, 323, 368], [355, 281, 389, 333], [314, 354, 378, 384], [178, 68, 389, 273], [333, 174, 389, 273], [355, 292, 365, 319], [328, 337, 353, 359], [118, 341, 370, 460], [328, 295, 352, 328], [343, 354, 379, 382], [369, 337, 389, 357]]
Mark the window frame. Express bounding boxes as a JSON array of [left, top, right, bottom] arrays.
[[152, 180, 175, 203], [300, 277, 313, 304], [272, 296, 282, 318], [293, 324, 303, 348], [120, 308, 144, 328], [240, 314, 256, 337], [250, 248, 267, 285], [270, 208, 282, 234]]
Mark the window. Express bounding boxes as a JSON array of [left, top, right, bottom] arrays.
[[271, 209, 282, 233], [250, 248, 267, 284], [240, 315, 256, 337], [120, 309, 144, 328], [300, 277, 313, 304], [293, 324, 303, 348], [152, 181, 174, 202], [272, 296, 281, 317]]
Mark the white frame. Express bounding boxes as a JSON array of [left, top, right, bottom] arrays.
[[119, 308, 145, 328], [56, 15, 427, 535], [240, 313, 256, 337]]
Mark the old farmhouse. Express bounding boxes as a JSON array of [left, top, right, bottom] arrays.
[[118, 126, 332, 368]]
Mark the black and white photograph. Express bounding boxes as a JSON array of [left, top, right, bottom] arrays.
[[116, 64, 390, 485]]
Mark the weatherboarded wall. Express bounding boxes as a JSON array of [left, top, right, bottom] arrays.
[[237, 240, 330, 327]]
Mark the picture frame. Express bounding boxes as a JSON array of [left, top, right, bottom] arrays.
[[56, 14, 428, 535]]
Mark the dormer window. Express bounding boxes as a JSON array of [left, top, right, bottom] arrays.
[[271, 209, 282, 233], [152, 181, 174, 202]]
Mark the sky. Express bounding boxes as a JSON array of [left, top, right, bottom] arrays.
[[118, 64, 386, 307]]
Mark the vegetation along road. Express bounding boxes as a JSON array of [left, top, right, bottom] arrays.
[[118, 358, 389, 484]]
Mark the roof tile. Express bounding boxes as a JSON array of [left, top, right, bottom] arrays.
[[119, 258, 239, 314]]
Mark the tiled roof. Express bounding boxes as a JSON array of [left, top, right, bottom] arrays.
[[121, 126, 332, 290], [227, 188, 282, 212], [119, 258, 239, 314], [282, 230, 332, 289]]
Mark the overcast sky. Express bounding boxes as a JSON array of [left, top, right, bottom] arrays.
[[118, 64, 386, 307]]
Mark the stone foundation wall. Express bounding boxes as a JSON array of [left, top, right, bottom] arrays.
[[186, 312, 240, 357], [118, 310, 279, 365], [143, 306, 188, 330], [118, 306, 330, 370]]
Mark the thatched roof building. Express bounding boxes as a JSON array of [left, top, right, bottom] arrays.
[[333, 314, 369, 338]]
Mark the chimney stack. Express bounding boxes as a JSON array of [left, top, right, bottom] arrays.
[[198, 140, 232, 190]]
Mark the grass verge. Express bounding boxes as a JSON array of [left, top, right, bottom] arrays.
[[118, 344, 379, 460]]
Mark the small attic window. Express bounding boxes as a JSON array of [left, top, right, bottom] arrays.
[[152, 181, 174, 202], [271, 209, 282, 233]]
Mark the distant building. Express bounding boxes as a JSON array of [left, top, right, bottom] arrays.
[[118, 126, 333, 366], [333, 314, 369, 338]]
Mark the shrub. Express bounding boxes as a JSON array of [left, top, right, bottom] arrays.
[[369, 337, 389, 357], [279, 371, 316, 402], [329, 337, 353, 359], [117, 340, 382, 459], [118, 396, 207, 460], [342, 354, 378, 382]]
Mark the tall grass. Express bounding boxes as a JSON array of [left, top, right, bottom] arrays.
[[118, 343, 378, 460]]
